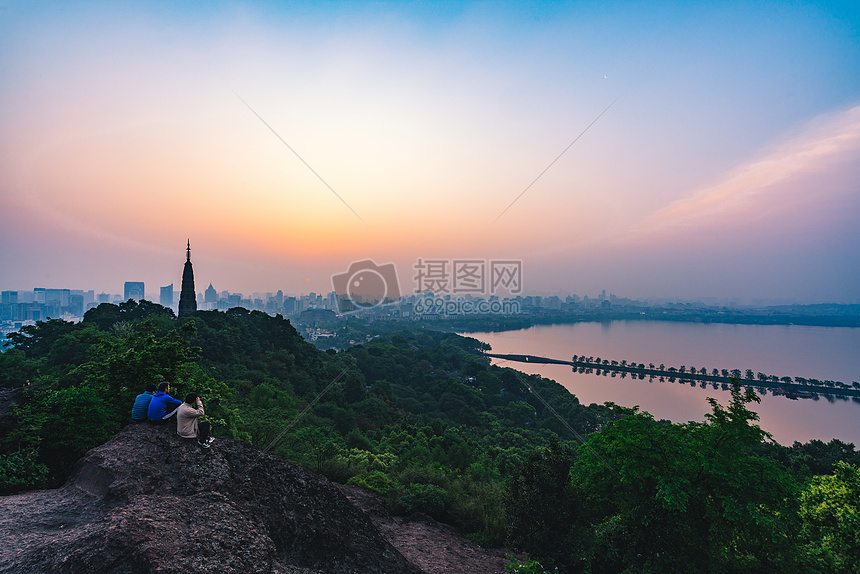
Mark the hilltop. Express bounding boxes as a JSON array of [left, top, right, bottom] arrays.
[[0, 423, 423, 574]]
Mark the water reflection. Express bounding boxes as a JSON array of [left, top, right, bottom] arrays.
[[468, 321, 860, 445]]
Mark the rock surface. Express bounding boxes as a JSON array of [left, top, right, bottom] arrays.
[[338, 484, 514, 574], [0, 423, 422, 574]]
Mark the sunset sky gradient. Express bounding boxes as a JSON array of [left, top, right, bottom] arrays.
[[2, 1, 859, 302]]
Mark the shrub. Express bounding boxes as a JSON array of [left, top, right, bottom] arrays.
[[397, 483, 451, 519], [505, 557, 558, 573], [0, 449, 48, 494], [346, 470, 394, 495]]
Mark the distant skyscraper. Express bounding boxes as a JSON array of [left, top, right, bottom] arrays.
[[204, 283, 217, 304], [69, 294, 84, 317], [124, 281, 145, 302], [0, 291, 17, 321], [160, 284, 174, 307], [178, 240, 197, 318]]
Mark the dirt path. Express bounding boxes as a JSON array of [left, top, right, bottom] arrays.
[[337, 484, 517, 574]]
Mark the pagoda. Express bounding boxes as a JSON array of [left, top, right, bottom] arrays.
[[178, 240, 197, 318]]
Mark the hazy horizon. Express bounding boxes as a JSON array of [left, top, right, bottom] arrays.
[[2, 1, 859, 304], [3, 280, 858, 309]]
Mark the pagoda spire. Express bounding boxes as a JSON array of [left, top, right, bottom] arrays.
[[178, 240, 197, 318]]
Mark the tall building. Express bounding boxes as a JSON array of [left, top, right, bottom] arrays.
[[0, 291, 17, 321], [204, 283, 217, 306], [35, 288, 70, 318], [69, 293, 84, 317], [124, 281, 145, 302], [160, 284, 174, 307], [178, 240, 197, 318]]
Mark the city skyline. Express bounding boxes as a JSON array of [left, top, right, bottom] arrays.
[[0, 244, 816, 309], [2, 2, 859, 303]]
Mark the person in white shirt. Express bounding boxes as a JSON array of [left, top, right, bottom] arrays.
[[176, 392, 214, 448]]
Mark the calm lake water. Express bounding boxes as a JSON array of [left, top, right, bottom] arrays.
[[467, 321, 860, 446]]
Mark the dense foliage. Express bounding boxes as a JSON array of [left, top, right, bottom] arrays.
[[1, 301, 859, 572]]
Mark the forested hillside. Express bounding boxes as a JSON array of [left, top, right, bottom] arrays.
[[1, 301, 858, 573]]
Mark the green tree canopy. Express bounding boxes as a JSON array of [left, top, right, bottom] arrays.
[[800, 461, 860, 573], [572, 388, 801, 573]]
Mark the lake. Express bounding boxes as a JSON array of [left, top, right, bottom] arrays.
[[466, 321, 860, 446]]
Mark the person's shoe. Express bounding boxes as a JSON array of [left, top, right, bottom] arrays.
[[198, 440, 210, 448], [206, 437, 215, 445]]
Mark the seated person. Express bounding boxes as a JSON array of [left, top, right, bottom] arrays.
[[177, 392, 214, 448], [131, 383, 157, 422], [147, 382, 183, 423]]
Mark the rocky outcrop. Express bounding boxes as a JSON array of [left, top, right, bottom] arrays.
[[338, 485, 513, 574], [0, 423, 422, 574]]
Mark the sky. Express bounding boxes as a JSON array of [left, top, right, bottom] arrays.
[[1, 0, 859, 303]]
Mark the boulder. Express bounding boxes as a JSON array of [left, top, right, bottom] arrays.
[[0, 423, 422, 574]]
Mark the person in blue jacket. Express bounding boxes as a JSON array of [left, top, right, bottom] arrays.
[[147, 382, 183, 423], [131, 383, 157, 422]]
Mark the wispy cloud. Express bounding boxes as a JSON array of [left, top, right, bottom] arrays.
[[631, 105, 860, 238]]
